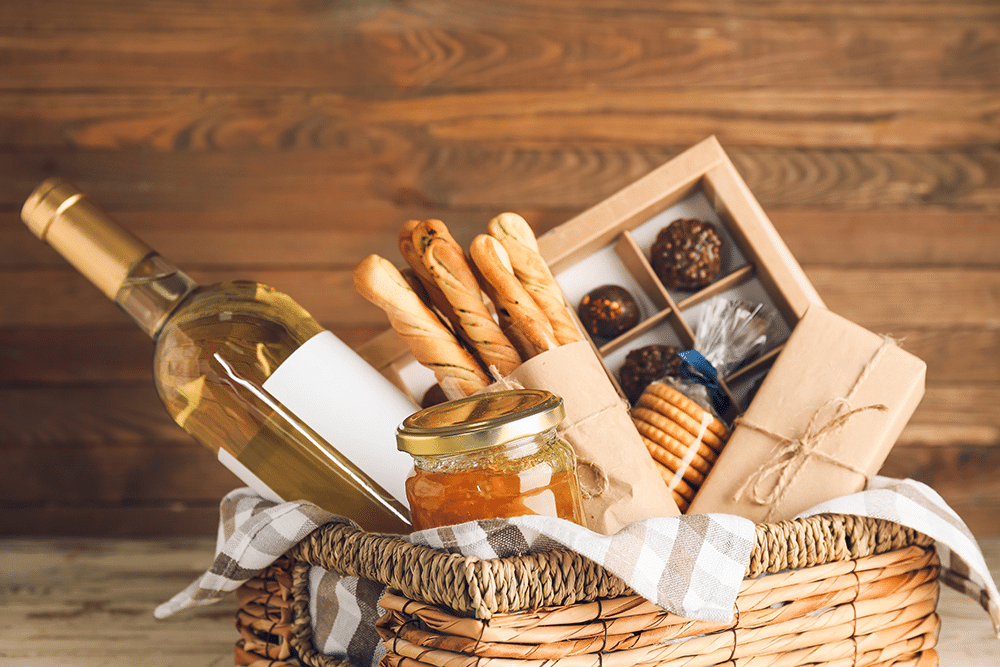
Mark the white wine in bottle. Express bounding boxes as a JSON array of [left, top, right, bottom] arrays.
[[21, 178, 415, 533]]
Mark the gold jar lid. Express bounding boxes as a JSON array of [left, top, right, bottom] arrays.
[[397, 389, 565, 456]]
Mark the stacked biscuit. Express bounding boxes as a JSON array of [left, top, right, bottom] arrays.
[[353, 213, 581, 402], [631, 383, 731, 512]]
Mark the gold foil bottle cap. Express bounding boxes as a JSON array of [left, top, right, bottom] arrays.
[[22, 178, 80, 240], [20, 178, 153, 300], [396, 389, 565, 456]]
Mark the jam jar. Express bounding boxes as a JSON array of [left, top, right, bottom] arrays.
[[396, 389, 585, 530]]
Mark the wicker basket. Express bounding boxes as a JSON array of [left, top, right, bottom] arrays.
[[234, 513, 940, 667]]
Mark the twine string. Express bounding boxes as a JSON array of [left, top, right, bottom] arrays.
[[667, 411, 712, 494], [486, 365, 525, 392], [732, 337, 898, 519], [485, 365, 622, 500], [487, 363, 627, 439], [734, 401, 887, 510], [557, 400, 626, 439]]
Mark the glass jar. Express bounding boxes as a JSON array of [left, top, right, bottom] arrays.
[[396, 389, 585, 530]]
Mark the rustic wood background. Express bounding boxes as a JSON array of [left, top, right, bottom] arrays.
[[1, 1, 997, 538]]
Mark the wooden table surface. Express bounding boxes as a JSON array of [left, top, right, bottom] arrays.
[[1, 537, 998, 665]]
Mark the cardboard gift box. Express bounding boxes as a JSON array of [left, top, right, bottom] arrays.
[[360, 136, 825, 419], [687, 305, 926, 522]]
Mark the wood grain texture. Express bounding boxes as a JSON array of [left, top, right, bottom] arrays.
[[0, 538, 239, 663], [1, 1, 998, 90], [0, 537, 997, 665], [1, 146, 998, 212], [3, 90, 1000, 151], [1, 0, 998, 541]]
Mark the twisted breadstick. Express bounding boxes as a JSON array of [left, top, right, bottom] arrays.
[[410, 218, 456, 253], [399, 267, 433, 308], [353, 254, 488, 398], [468, 260, 541, 359], [422, 235, 522, 376], [469, 234, 556, 354], [488, 212, 581, 345], [398, 219, 461, 333]]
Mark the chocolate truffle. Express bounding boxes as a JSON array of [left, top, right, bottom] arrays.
[[618, 344, 683, 404], [421, 383, 448, 408], [650, 218, 722, 291], [578, 284, 641, 339]]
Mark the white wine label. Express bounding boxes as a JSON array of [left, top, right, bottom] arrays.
[[262, 330, 417, 507], [218, 447, 284, 504]]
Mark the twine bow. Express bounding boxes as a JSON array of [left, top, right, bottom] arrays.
[[732, 336, 898, 521]]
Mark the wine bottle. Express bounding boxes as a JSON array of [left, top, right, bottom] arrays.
[[21, 178, 415, 533]]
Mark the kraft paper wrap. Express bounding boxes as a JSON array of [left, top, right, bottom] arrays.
[[688, 306, 926, 523], [489, 341, 680, 533]]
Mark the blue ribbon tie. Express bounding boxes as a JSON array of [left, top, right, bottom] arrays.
[[678, 349, 731, 418]]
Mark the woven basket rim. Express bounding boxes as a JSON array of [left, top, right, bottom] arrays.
[[273, 514, 937, 667], [288, 512, 932, 621]]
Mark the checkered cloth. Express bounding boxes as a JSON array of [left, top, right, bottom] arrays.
[[156, 476, 999, 667], [798, 476, 1000, 637]]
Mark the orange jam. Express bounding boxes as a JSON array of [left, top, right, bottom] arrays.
[[405, 439, 583, 530], [396, 389, 585, 531]]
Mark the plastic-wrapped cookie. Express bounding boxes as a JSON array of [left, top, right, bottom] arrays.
[[578, 284, 641, 340], [650, 218, 722, 290], [618, 344, 682, 404], [632, 382, 733, 513]]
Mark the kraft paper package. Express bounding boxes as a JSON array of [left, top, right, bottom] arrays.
[[688, 306, 926, 523], [494, 341, 680, 533]]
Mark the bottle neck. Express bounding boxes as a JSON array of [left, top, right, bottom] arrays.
[[21, 178, 198, 338], [116, 253, 198, 337]]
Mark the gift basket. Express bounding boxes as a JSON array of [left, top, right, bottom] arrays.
[[19, 138, 1000, 667], [238, 514, 941, 667], [195, 477, 994, 667]]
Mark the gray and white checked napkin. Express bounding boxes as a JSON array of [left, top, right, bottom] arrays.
[[156, 477, 999, 667]]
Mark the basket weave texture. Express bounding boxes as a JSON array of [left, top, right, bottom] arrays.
[[235, 513, 940, 667]]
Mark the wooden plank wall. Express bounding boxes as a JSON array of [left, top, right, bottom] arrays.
[[0, 1, 997, 537]]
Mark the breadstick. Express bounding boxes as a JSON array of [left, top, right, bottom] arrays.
[[488, 212, 581, 345], [410, 218, 457, 253], [469, 260, 541, 360], [397, 219, 461, 333], [467, 260, 511, 327], [353, 254, 488, 398], [399, 267, 434, 310], [469, 234, 556, 354], [422, 235, 522, 376]]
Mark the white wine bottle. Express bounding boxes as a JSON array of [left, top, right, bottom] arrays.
[[21, 178, 415, 533]]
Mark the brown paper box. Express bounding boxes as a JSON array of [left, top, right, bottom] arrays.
[[502, 341, 680, 533], [687, 306, 926, 523], [359, 137, 827, 414]]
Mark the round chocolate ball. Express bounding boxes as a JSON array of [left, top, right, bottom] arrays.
[[421, 383, 448, 409], [578, 284, 641, 339], [618, 344, 683, 404], [650, 218, 722, 291]]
